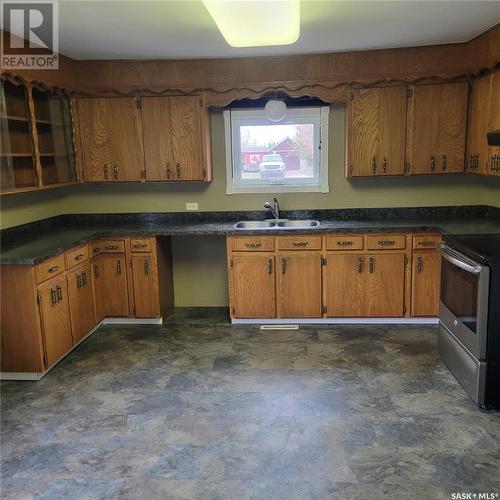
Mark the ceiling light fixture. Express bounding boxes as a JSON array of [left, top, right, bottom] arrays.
[[202, 0, 300, 48]]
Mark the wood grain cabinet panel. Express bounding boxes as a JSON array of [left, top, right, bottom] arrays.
[[486, 70, 500, 176], [347, 86, 406, 177], [130, 255, 160, 318], [35, 254, 65, 284], [466, 74, 493, 175], [323, 254, 365, 317], [278, 253, 322, 318], [65, 245, 89, 270], [230, 236, 275, 252], [229, 255, 276, 318], [92, 254, 129, 320], [37, 276, 73, 367], [365, 253, 405, 317], [141, 95, 210, 182], [408, 82, 468, 174], [66, 262, 96, 343], [411, 251, 441, 317]]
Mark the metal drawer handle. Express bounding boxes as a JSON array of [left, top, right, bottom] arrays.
[[94, 264, 99, 278], [48, 265, 59, 273], [116, 260, 121, 274], [56, 285, 63, 302], [76, 273, 82, 288], [245, 242, 262, 248], [103, 164, 108, 179], [416, 256, 423, 272], [281, 256, 286, 274], [105, 245, 120, 250], [369, 256, 375, 273], [418, 241, 436, 247], [144, 261, 149, 275], [267, 258, 273, 275], [430, 156, 435, 171], [357, 256, 363, 273], [292, 241, 309, 246], [176, 163, 181, 179], [50, 288, 57, 304], [382, 157, 387, 173], [133, 243, 147, 249], [337, 240, 353, 246], [74, 253, 84, 261], [113, 165, 119, 180], [93, 247, 101, 253], [378, 240, 395, 246], [371, 156, 376, 174], [441, 154, 447, 171], [166, 163, 171, 178], [82, 271, 87, 287]]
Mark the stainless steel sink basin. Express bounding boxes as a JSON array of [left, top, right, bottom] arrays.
[[233, 219, 320, 230], [277, 220, 320, 228], [233, 220, 277, 229]]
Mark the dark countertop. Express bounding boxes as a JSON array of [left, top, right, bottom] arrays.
[[2, 206, 500, 265]]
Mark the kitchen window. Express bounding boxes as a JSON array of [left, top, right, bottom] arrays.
[[224, 104, 330, 194]]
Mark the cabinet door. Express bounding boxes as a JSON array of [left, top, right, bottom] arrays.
[[348, 87, 406, 177], [170, 96, 204, 180], [38, 277, 73, 367], [105, 98, 145, 181], [131, 254, 160, 318], [141, 97, 173, 181], [411, 251, 441, 317], [365, 253, 405, 317], [409, 83, 467, 174], [487, 71, 500, 177], [67, 262, 96, 343], [230, 255, 276, 318], [75, 98, 111, 181], [466, 74, 493, 175], [278, 253, 322, 318], [92, 254, 129, 319], [323, 254, 365, 317]]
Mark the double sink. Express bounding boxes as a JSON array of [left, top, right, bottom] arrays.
[[234, 220, 320, 230]]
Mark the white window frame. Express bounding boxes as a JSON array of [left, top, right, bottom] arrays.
[[224, 106, 330, 194]]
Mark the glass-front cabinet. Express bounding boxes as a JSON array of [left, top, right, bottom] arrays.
[[0, 78, 77, 194], [32, 88, 76, 185], [0, 80, 37, 190]]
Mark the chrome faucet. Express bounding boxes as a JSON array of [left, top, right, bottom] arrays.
[[264, 197, 280, 221]]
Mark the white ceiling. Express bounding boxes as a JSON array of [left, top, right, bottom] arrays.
[[33, 1, 500, 59]]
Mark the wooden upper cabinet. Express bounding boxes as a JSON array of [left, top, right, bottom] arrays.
[[408, 82, 468, 174], [466, 74, 493, 175], [347, 86, 406, 177], [141, 95, 211, 182], [277, 253, 322, 318], [76, 97, 144, 182], [487, 71, 500, 176], [229, 254, 276, 318]]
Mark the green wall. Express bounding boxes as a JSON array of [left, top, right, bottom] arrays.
[[2, 104, 499, 306]]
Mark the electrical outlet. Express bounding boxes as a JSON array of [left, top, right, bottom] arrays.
[[186, 202, 199, 211]]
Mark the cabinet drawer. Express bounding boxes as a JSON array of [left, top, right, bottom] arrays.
[[325, 235, 364, 250], [366, 234, 406, 250], [90, 239, 125, 256], [278, 235, 322, 251], [231, 236, 275, 252], [412, 234, 441, 250], [35, 254, 65, 284], [65, 245, 89, 269], [130, 238, 154, 253]]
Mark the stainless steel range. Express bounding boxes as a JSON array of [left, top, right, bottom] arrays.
[[438, 234, 500, 409]]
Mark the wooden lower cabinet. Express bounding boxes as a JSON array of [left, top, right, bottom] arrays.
[[37, 276, 73, 367], [411, 250, 441, 316], [323, 253, 405, 317], [130, 254, 160, 318], [67, 262, 97, 343], [365, 253, 405, 317], [278, 253, 322, 317], [92, 253, 129, 320], [229, 254, 276, 318], [323, 254, 365, 317]]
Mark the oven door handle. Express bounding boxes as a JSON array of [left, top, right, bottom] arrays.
[[438, 244, 482, 274]]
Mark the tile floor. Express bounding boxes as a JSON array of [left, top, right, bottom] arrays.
[[1, 308, 499, 499]]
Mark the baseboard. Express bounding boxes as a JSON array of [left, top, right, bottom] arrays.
[[232, 317, 439, 325], [1, 317, 163, 381]]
